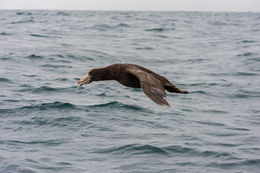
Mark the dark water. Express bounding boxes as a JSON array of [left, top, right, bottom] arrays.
[[1, 10, 260, 173]]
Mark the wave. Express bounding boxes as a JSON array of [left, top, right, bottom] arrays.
[[241, 40, 255, 43], [201, 109, 229, 114], [56, 11, 70, 16], [209, 71, 257, 77], [194, 120, 226, 127], [96, 144, 169, 155], [30, 34, 49, 38], [26, 54, 44, 59], [87, 101, 150, 112], [232, 90, 260, 99], [89, 23, 130, 31], [209, 72, 229, 76], [0, 101, 150, 114], [235, 72, 257, 76], [17, 116, 83, 127], [191, 90, 207, 94], [0, 139, 65, 147], [0, 77, 12, 83], [248, 57, 260, 62], [164, 145, 235, 159], [0, 32, 11, 36], [185, 82, 219, 87], [208, 21, 227, 26], [226, 127, 250, 131], [30, 102, 75, 110], [0, 101, 76, 114], [54, 78, 70, 82], [41, 64, 72, 68], [145, 28, 168, 32], [199, 150, 233, 158], [207, 159, 260, 169], [66, 54, 94, 62], [236, 52, 254, 57], [135, 47, 154, 50], [157, 35, 168, 38], [18, 85, 77, 93], [31, 86, 68, 93], [91, 24, 114, 31], [49, 116, 83, 127], [3, 99, 19, 103], [185, 58, 205, 63], [11, 19, 34, 24], [163, 145, 196, 154], [117, 23, 129, 27], [48, 57, 72, 64], [95, 144, 235, 159], [22, 74, 37, 77], [53, 54, 64, 58], [16, 12, 32, 15]]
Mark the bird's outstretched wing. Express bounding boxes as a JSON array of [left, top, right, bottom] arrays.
[[126, 67, 170, 107]]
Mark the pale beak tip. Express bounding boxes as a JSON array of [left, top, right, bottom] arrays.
[[78, 74, 91, 86]]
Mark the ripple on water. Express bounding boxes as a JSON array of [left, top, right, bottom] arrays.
[[11, 19, 34, 24], [16, 11, 32, 15], [66, 54, 94, 62], [117, 23, 129, 27], [0, 101, 76, 114], [235, 72, 257, 76], [207, 159, 260, 169], [15, 116, 85, 127], [241, 40, 255, 43], [56, 11, 70, 16], [30, 34, 49, 38], [87, 101, 152, 113], [145, 27, 168, 32], [232, 90, 260, 99], [0, 101, 152, 116], [95, 144, 237, 160], [0, 139, 66, 147], [25, 54, 44, 59], [0, 32, 12, 36], [236, 52, 254, 57], [0, 77, 12, 83], [41, 64, 72, 69], [194, 120, 226, 127], [95, 144, 169, 155]]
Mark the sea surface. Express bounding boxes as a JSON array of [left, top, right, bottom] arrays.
[[0, 10, 260, 173]]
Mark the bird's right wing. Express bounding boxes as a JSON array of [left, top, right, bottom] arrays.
[[126, 68, 170, 107]]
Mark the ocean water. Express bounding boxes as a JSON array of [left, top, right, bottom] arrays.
[[0, 10, 260, 173]]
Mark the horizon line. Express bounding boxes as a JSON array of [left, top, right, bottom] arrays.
[[0, 8, 259, 13]]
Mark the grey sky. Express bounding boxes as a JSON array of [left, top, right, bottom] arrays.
[[1, 0, 260, 12]]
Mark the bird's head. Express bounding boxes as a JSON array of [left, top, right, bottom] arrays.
[[78, 68, 109, 86]]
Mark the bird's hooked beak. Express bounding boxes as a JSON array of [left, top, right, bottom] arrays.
[[78, 74, 91, 86]]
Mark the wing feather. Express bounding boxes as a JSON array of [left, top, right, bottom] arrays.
[[126, 67, 170, 107]]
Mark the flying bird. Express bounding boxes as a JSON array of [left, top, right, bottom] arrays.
[[78, 63, 188, 107]]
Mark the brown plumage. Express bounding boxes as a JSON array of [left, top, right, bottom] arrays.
[[78, 63, 188, 107]]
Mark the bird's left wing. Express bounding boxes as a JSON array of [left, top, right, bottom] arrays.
[[126, 67, 170, 107]]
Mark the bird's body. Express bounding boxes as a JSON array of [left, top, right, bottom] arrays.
[[78, 63, 188, 107]]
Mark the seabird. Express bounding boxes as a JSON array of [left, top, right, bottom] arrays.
[[78, 63, 188, 107]]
